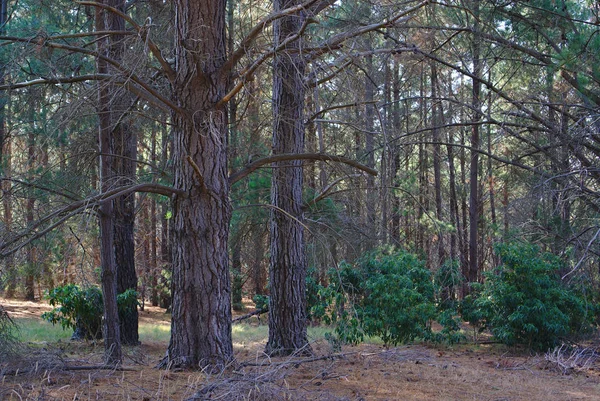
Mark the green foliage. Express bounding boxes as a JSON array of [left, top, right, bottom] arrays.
[[252, 294, 269, 311], [432, 259, 465, 344], [42, 284, 139, 340], [322, 247, 437, 346], [42, 284, 103, 340], [474, 243, 595, 350]]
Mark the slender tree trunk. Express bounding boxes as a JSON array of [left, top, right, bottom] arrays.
[[252, 231, 266, 296], [431, 63, 445, 265], [165, 0, 233, 370], [98, 0, 140, 346], [0, 0, 11, 292], [468, 0, 482, 286], [231, 233, 243, 312], [96, 4, 121, 366], [266, 0, 310, 356], [158, 202, 170, 309], [390, 60, 401, 245], [364, 52, 376, 249], [25, 131, 36, 301]]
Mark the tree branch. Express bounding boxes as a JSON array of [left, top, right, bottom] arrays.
[[220, 0, 323, 76], [305, 0, 429, 61], [0, 183, 184, 257], [0, 74, 113, 91], [0, 35, 183, 114], [77, 1, 176, 82], [229, 153, 377, 185]]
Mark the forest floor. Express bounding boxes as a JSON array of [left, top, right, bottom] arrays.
[[1, 297, 600, 401]]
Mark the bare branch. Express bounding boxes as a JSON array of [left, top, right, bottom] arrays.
[[0, 35, 183, 114], [217, 12, 316, 108], [0, 74, 112, 91], [77, 1, 176, 82], [306, 0, 429, 61], [221, 0, 323, 75], [229, 153, 377, 185], [307, 101, 377, 122], [0, 183, 184, 257], [304, 174, 361, 208]]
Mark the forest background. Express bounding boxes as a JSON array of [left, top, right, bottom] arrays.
[[0, 0, 599, 370]]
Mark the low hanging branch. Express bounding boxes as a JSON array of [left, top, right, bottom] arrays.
[[228, 153, 378, 185], [0, 183, 184, 258]]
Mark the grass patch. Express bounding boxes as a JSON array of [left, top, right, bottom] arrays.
[[14, 318, 72, 342], [15, 316, 373, 348], [139, 322, 170, 343]]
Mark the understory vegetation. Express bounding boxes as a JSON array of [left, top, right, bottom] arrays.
[[308, 244, 598, 351]]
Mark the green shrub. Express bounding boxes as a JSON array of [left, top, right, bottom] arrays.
[[43, 284, 103, 340], [252, 294, 269, 311], [324, 247, 437, 346], [475, 243, 594, 350], [42, 284, 139, 340]]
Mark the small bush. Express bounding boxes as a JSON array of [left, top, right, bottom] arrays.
[[475, 243, 595, 350], [43, 284, 103, 340], [323, 247, 437, 346], [42, 284, 139, 340]]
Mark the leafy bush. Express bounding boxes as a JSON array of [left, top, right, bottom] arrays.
[[323, 247, 437, 346], [43, 284, 103, 340], [42, 284, 139, 340], [474, 243, 595, 350]]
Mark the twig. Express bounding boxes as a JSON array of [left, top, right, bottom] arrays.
[[231, 309, 267, 323]]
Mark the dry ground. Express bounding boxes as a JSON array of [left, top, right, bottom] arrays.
[[1, 298, 599, 401]]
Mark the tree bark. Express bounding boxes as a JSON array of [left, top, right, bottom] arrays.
[[266, 0, 310, 356], [468, 0, 482, 286], [96, 3, 122, 366], [25, 131, 36, 301], [431, 63, 445, 265], [164, 0, 233, 370]]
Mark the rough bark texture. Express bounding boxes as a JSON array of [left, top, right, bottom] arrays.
[[266, 0, 310, 356], [96, 4, 122, 366], [165, 0, 233, 370], [468, 0, 482, 286], [101, 0, 139, 346]]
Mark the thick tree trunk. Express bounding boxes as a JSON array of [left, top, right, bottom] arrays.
[[266, 0, 310, 356], [165, 0, 233, 370]]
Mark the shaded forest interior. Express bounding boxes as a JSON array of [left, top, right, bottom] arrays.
[[0, 0, 599, 368]]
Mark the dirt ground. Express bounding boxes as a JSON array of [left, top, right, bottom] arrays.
[[1, 298, 599, 401]]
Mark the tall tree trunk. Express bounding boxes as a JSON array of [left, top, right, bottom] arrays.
[[165, 0, 233, 369], [468, 0, 482, 286], [0, 0, 11, 292], [431, 63, 445, 265], [364, 52, 376, 249], [96, 4, 121, 366], [252, 230, 266, 296], [266, 0, 310, 356], [25, 131, 36, 301], [100, 0, 140, 346], [390, 60, 401, 245]]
